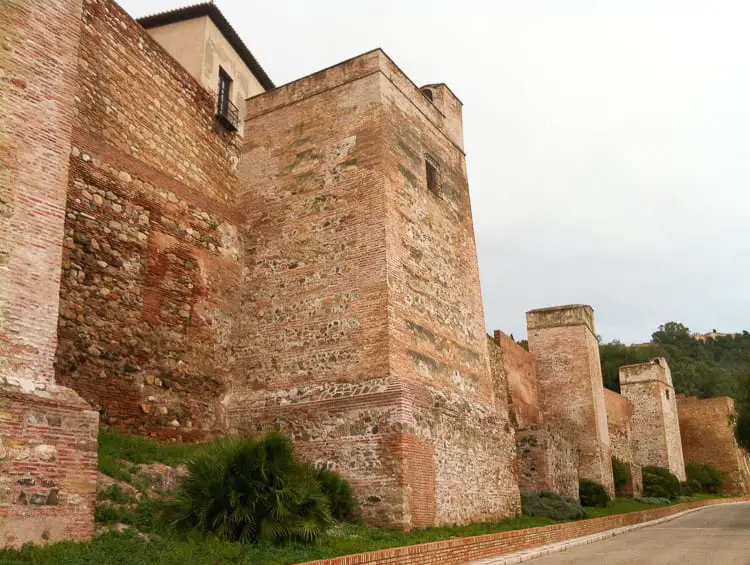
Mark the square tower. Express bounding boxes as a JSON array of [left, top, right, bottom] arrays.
[[619, 358, 686, 480], [526, 305, 614, 497], [233, 50, 520, 529]]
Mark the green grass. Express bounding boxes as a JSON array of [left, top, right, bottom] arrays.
[[98, 429, 201, 467], [0, 517, 558, 565], [0, 431, 724, 565], [582, 493, 721, 519]]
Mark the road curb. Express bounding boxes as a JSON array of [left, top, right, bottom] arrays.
[[468, 501, 749, 565]]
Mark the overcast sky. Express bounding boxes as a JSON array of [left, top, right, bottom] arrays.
[[121, 0, 750, 344]]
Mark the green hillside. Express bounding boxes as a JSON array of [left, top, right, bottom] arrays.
[[599, 322, 750, 401]]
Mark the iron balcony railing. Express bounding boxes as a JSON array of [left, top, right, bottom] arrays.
[[216, 96, 239, 132]]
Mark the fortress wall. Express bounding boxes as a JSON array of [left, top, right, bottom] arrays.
[[678, 396, 750, 496], [380, 64, 520, 526], [0, 0, 98, 547], [620, 359, 685, 480], [53, 0, 243, 438], [234, 51, 520, 528], [526, 305, 614, 497]]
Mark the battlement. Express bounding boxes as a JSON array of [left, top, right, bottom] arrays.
[[619, 358, 673, 388], [245, 49, 465, 151], [526, 304, 596, 335]]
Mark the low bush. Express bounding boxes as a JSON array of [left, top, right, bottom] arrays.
[[521, 492, 586, 520], [315, 467, 358, 522], [167, 433, 334, 543], [611, 457, 632, 496], [634, 496, 671, 505], [642, 466, 681, 500], [680, 481, 694, 496], [685, 462, 724, 493], [579, 479, 610, 508]]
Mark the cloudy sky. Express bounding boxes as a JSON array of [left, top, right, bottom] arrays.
[[122, 0, 750, 344]]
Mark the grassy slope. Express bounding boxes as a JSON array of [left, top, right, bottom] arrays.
[[0, 432, 719, 565]]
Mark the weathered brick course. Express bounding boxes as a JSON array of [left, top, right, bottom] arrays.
[[54, 0, 242, 438], [620, 358, 686, 480], [526, 305, 614, 497], [234, 50, 520, 528], [678, 396, 750, 496], [1, 0, 99, 546]]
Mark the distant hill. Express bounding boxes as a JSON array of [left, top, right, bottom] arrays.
[[599, 322, 750, 401]]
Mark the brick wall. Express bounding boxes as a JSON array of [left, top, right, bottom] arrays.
[[234, 50, 519, 528], [526, 305, 614, 497], [295, 498, 747, 565], [53, 0, 242, 438], [0, 0, 99, 547], [620, 358, 686, 480], [489, 331, 540, 428], [0, 389, 98, 547], [678, 396, 750, 496]]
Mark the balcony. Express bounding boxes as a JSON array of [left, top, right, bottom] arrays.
[[216, 96, 239, 132]]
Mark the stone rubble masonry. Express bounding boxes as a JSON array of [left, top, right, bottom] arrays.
[[526, 305, 615, 497], [514, 426, 579, 499], [487, 331, 579, 499], [604, 389, 643, 497], [0, 0, 99, 547], [490, 331, 540, 429], [233, 49, 520, 529], [54, 0, 243, 439], [678, 396, 750, 496], [619, 358, 686, 480], [295, 498, 748, 565]]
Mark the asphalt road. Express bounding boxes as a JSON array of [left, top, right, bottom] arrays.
[[527, 502, 750, 565]]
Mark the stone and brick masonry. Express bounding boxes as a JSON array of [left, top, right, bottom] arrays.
[[620, 358, 686, 480], [54, 0, 243, 440], [489, 331, 578, 499], [678, 396, 750, 496], [526, 305, 615, 497], [2, 0, 748, 548], [232, 51, 520, 528], [1, 0, 98, 547], [604, 389, 643, 497]]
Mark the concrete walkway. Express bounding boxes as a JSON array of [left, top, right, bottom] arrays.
[[511, 502, 750, 564]]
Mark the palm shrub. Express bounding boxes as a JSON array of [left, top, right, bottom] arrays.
[[521, 492, 586, 520], [642, 466, 681, 500], [611, 457, 632, 496], [685, 462, 724, 493], [315, 467, 357, 522], [578, 479, 610, 507], [168, 433, 333, 543]]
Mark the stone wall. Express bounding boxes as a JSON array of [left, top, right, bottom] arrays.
[[604, 389, 642, 496], [526, 305, 614, 497], [53, 0, 243, 438], [0, 0, 99, 547], [489, 331, 540, 428], [678, 396, 750, 496], [234, 50, 519, 528], [515, 426, 579, 498], [620, 358, 686, 480]]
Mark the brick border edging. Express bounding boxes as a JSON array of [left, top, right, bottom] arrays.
[[295, 497, 749, 565]]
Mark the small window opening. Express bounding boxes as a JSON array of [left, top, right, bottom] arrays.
[[216, 67, 239, 132], [666, 389, 670, 400], [422, 88, 433, 101], [425, 155, 440, 196]]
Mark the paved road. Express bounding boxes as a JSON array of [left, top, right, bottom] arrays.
[[528, 503, 750, 565]]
